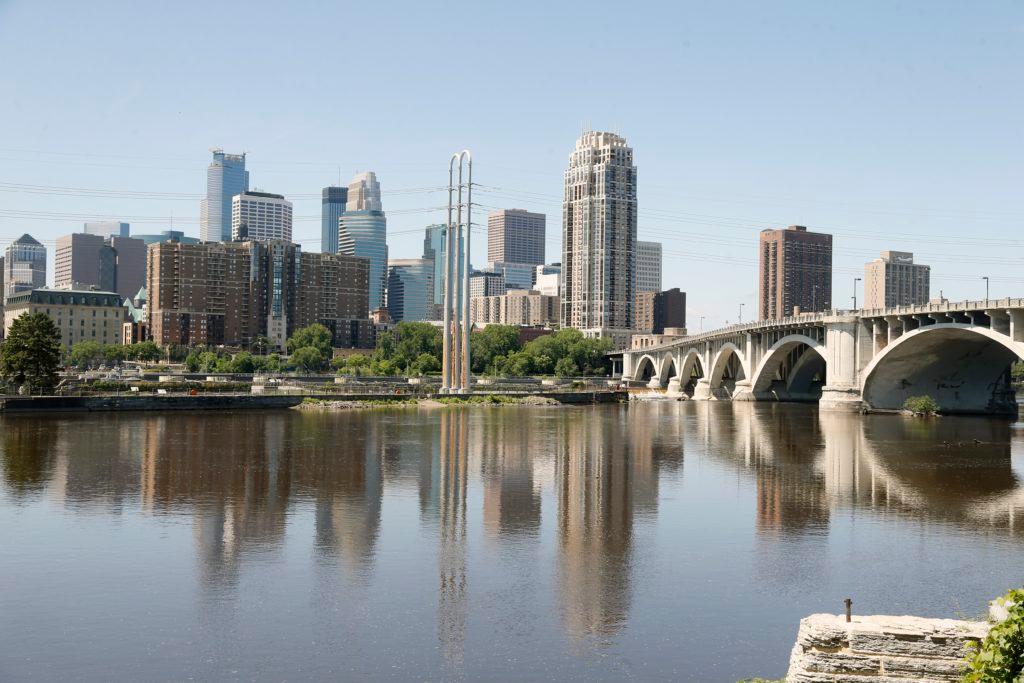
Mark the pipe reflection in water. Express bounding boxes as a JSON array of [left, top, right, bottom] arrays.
[[437, 409, 468, 669]]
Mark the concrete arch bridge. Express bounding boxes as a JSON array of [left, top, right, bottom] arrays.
[[619, 299, 1024, 415]]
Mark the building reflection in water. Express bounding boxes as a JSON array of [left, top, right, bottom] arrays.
[[0, 418, 58, 498], [553, 406, 682, 642], [478, 409, 541, 538], [300, 412, 383, 578], [138, 414, 294, 589]]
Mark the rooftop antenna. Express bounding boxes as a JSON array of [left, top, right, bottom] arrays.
[[337, 165, 341, 187]]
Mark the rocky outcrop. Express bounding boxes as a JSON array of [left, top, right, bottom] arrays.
[[786, 613, 988, 682]]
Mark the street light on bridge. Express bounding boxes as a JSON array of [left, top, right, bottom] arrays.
[[852, 277, 862, 310], [983, 276, 990, 302], [738, 303, 744, 323]]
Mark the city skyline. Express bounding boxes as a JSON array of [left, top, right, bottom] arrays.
[[0, 1, 1020, 328]]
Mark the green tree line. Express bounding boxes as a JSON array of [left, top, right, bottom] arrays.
[[333, 322, 612, 377]]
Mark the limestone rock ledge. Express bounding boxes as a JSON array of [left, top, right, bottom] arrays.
[[786, 613, 988, 682]]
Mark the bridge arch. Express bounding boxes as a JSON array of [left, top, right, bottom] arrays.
[[678, 349, 706, 397], [634, 354, 658, 384], [655, 354, 679, 386], [861, 324, 1024, 414], [708, 343, 749, 398], [750, 334, 827, 402]]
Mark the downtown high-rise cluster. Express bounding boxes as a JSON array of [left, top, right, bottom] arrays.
[[2, 130, 936, 355]]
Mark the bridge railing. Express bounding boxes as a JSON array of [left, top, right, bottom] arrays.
[[859, 297, 1024, 319]]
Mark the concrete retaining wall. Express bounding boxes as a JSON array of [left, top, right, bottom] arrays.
[[786, 613, 987, 682], [0, 395, 303, 413]]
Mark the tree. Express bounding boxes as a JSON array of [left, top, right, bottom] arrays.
[[554, 357, 577, 377], [197, 351, 220, 373], [69, 340, 104, 368], [290, 346, 327, 373], [264, 354, 283, 373], [471, 325, 521, 374], [103, 344, 126, 364], [410, 352, 441, 376], [133, 341, 162, 362], [0, 312, 63, 393], [287, 324, 333, 358], [228, 351, 256, 373], [184, 350, 202, 372], [252, 335, 272, 356]]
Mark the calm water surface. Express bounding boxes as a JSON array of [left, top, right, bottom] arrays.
[[2, 402, 1023, 681]]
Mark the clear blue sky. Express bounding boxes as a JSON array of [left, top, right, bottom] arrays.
[[1, 0, 1020, 327]]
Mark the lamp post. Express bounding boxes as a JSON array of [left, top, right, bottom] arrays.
[[982, 276, 990, 302], [852, 277, 861, 310], [699, 315, 705, 333], [738, 303, 744, 323]]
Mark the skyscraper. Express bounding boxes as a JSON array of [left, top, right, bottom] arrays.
[[83, 221, 130, 238], [534, 263, 560, 297], [487, 209, 545, 265], [422, 224, 448, 320], [55, 233, 115, 291], [199, 149, 249, 243], [864, 251, 930, 309], [321, 186, 348, 254], [108, 236, 147, 299], [339, 171, 388, 314], [4, 234, 47, 301], [634, 288, 686, 334], [635, 240, 662, 293], [55, 232, 146, 299], [560, 131, 637, 339], [758, 225, 833, 320], [0, 256, 5, 339], [231, 191, 293, 242], [385, 259, 433, 322], [147, 240, 371, 348]]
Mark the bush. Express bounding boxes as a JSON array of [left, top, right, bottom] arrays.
[[903, 395, 939, 416], [1013, 361, 1024, 383], [964, 587, 1024, 681]]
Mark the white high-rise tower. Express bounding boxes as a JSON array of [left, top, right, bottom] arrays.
[[560, 131, 637, 345]]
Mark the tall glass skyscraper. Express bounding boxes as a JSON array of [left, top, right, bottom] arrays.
[[339, 171, 387, 314], [199, 149, 249, 243], [321, 186, 348, 254], [386, 259, 434, 322], [422, 224, 447, 319]]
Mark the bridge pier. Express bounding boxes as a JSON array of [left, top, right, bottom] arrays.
[[820, 386, 864, 412], [692, 379, 712, 401], [731, 380, 756, 401]]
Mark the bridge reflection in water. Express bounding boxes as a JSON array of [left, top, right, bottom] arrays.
[[0, 405, 1022, 678]]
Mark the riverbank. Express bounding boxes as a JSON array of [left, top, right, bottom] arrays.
[[296, 395, 563, 410], [0, 394, 304, 413], [0, 390, 626, 414]]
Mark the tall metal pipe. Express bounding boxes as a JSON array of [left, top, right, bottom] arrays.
[[442, 156, 457, 393], [441, 149, 473, 394], [452, 156, 464, 390], [460, 152, 472, 391]]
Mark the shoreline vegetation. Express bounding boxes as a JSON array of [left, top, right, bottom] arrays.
[[297, 395, 562, 410]]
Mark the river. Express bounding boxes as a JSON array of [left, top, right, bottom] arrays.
[[1, 403, 1022, 681]]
